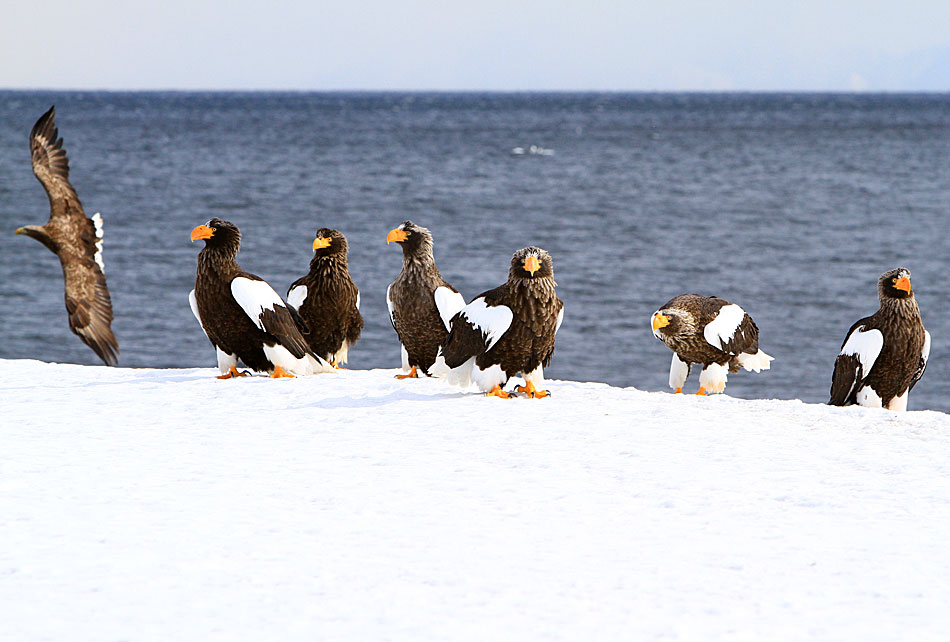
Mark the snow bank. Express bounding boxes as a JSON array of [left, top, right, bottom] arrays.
[[3, 359, 950, 641]]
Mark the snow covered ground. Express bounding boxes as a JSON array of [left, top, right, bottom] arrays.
[[3, 358, 950, 641]]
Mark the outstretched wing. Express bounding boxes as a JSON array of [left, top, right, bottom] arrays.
[[231, 276, 311, 359], [829, 321, 883, 405], [440, 288, 513, 369], [31, 105, 84, 224], [62, 252, 119, 366], [702, 301, 759, 355], [909, 330, 931, 392]]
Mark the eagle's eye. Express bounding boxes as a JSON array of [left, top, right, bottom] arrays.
[[211, 227, 217, 232]]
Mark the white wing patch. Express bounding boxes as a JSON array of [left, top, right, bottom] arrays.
[[386, 284, 395, 328], [356, 290, 360, 311], [922, 330, 932, 363], [286, 285, 307, 311], [840, 325, 884, 376], [231, 277, 285, 332], [188, 289, 207, 337], [555, 306, 564, 334], [92, 212, 105, 271], [434, 286, 466, 332], [460, 297, 513, 351], [703, 304, 746, 352]]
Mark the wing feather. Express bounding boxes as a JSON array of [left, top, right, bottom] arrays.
[[434, 285, 466, 332], [231, 276, 310, 358], [62, 256, 118, 366], [30, 106, 83, 223]]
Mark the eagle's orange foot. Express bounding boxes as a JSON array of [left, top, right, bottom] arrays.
[[516, 381, 549, 398], [486, 384, 511, 399], [270, 365, 295, 378], [395, 366, 418, 379], [217, 366, 250, 379], [696, 387, 707, 396], [673, 387, 683, 394]]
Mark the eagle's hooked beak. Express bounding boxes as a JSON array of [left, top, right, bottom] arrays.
[[190, 225, 214, 241], [652, 313, 670, 331], [313, 236, 332, 251], [387, 228, 409, 244], [894, 276, 911, 293], [523, 255, 540, 275]]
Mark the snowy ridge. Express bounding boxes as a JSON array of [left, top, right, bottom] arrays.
[[3, 358, 950, 642]]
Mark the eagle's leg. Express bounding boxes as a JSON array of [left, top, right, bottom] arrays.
[[395, 366, 418, 379], [516, 381, 549, 398], [270, 365, 295, 378], [217, 366, 249, 380], [486, 384, 511, 399], [674, 387, 683, 394], [696, 387, 707, 396]]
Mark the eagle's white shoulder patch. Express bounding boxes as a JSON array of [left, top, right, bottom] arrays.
[[703, 304, 746, 351], [286, 285, 307, 311], [231, 277, 284, 332], [840, 325, 884, 376], [461, 296, 513, 351], [434, 286, 466, 332]]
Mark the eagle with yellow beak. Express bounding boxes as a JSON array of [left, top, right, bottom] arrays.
[[434, 247, 564, 398], [829, 268, 929, 411], [651, 294, 772, 395]]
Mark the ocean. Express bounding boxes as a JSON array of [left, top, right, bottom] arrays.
[[1, 91, 947, 410]]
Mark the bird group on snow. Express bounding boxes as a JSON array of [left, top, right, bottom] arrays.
[[15, 106, 931, 410]]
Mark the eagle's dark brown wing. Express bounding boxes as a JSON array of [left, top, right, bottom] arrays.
[[61, 237, 119, 366], [29, 106, 119, 366], [31, 106, 83, 223]]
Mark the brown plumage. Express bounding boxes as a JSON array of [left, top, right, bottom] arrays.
[[435, 247, 564, 398], [829, 268, 929, 411], [386, 221, 465, 378], [287, 228, 363, 367], [189, 218, 331, 378], [15, 105, 119, 366], [651, 294, 772, 395]]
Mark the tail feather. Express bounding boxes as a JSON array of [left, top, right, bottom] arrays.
[[737, 349, 773, 373]]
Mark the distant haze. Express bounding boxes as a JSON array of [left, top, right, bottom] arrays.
[[2, 0, 949, 91]]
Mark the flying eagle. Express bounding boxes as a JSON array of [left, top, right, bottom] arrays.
[[15, 105, 119, 366]]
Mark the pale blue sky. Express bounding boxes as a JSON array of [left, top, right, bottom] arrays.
[[2, 0, 948, 91]]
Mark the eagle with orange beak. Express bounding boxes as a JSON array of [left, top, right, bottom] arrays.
[[829, 267, 930, 411], [650, 294, 772, 395], [189, 218, 332, 378], [433, 247, 564, 398], [385, 220, 465, 378], [286, 228, 363, 367]]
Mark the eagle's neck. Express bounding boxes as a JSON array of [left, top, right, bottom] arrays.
[[197, 246, 242, 283], [879, 294, 921, 322]]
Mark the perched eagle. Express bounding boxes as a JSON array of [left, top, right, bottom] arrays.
[[189, 218, 332, 378], [286, 228, 364, 367], [829, 268, 929, 411], [15, 105, 119, 366], [386, 221, 465, 378], [434, 247, 564, 398], [651, 294, 773, 395]]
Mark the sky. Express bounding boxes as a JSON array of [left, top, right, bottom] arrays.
[[2, 0, 949, 91]]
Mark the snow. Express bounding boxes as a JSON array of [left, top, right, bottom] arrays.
[[3, 358, 950, 641]]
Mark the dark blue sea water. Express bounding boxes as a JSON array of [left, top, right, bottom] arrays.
[[1, 92, 948, 410]]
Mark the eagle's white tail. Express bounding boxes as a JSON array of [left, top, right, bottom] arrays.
[[737, 350, 774, 372]]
